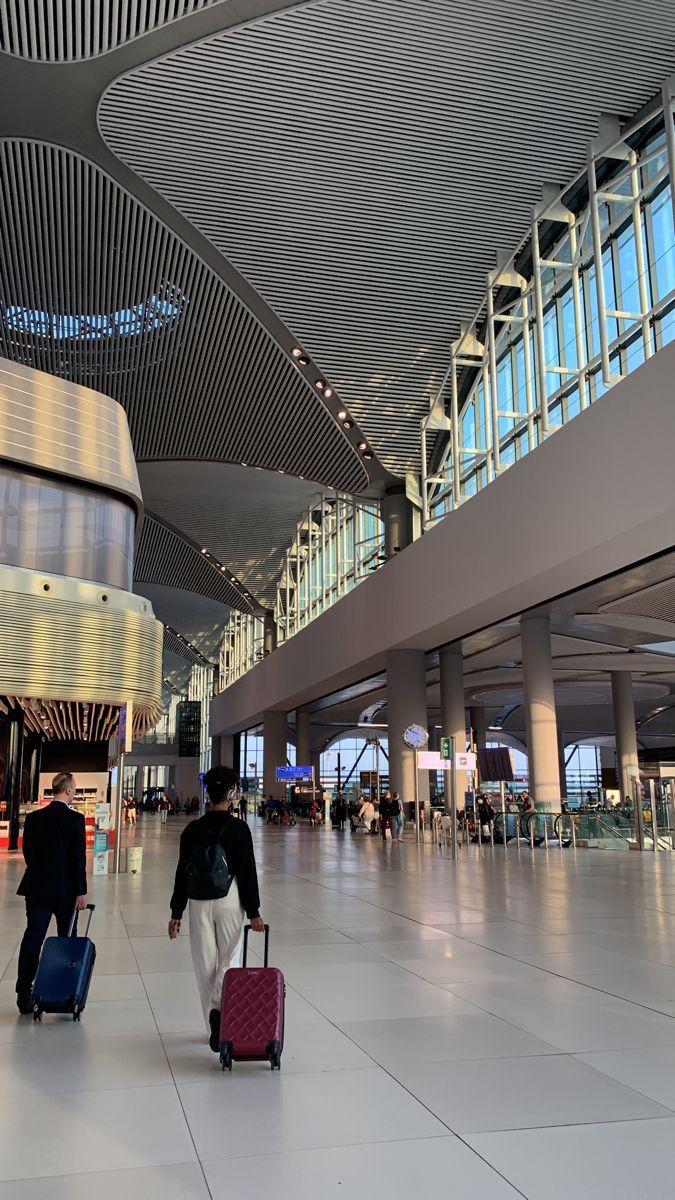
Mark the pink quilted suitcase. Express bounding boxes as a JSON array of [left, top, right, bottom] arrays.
[[219, 924, 285, 1071]]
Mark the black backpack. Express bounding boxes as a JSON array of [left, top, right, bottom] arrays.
[[185, 826, 232, 901]]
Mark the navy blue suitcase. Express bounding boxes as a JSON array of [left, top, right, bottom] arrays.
[[32, 904, 96, 1022]]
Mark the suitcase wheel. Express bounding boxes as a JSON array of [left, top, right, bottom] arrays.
[[269, 1043, 282, 1071], [32, 1003, 42, 1023], [220, 1042, 233, 1072]]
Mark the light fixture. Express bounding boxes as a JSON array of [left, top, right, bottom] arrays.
[[220, 566, 226, 572], [363, 450, 374, 460], [314, 379, 325, 391], [297, 355, 309, 366], [324, 387, 333, 399], [358, 441, 368, 451], [338, 409, 347, 420], [241, 461, 247, 467], [201, 547, 208, 554], [278, 468, 285, 474], [343, 419, 354, 429], [291, 346, 303, 358]]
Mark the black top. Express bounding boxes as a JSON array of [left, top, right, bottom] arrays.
[[17, 801, 87, 900], [170, 810, 261, 920]]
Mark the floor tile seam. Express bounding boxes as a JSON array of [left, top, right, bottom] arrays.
[[566, 1052, 675, 1116], [0, 1159, 202, 1188], [499, 961, 675, 1022], [117, 885, 215, 1200], [463, 1110, 675, 1135]]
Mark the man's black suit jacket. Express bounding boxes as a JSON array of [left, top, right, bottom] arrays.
[[17, 801, 87, 900]]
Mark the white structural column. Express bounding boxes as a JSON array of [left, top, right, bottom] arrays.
[[521, 615, 561, 810], [611, 672, 639, 802], [386, 650, 429, 812], [295, 708, 311, 769], [440, 645, 467, 811], [263, 710, 287, 800]]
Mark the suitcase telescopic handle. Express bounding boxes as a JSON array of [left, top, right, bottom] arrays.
[[243, 922, 270, 967], [68, 902, 95, 939]]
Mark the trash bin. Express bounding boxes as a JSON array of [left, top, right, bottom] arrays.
[[126, 846, 143, 874]]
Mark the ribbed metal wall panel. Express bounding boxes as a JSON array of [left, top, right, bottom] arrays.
[[0, 140, 367, 493], [99, 0, 675, 473], [0, 0, 225, 61], [135, 515, 255, 612]]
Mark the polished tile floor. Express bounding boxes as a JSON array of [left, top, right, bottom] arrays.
[[2, 818, 675, 1198]]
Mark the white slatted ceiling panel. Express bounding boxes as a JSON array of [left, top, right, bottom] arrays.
[[0, 0, 226, 61], [134, 515, 255, 612], [163, 625, 216, 666], [99, 0, 675, 474], [0, 140, 366, 492], [138, 461, 321, 606]]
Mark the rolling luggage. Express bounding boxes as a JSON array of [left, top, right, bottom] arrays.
[[219, 924, 285, 1071], [31, 903, 96, 1022]]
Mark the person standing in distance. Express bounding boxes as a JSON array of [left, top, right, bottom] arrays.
[[168, 765, 264, 1051], [15, 771, 87, 1014]]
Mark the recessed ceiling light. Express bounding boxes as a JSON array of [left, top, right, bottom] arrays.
[[314, 379, 325, 391], [278, 468, 285, 474], [297, 355, 309, 366], [358, 441, 368, 451], [241, 461, 247, 467], [338, 409, 347, 420], [324, 387, 333, 399], [363, 450, 374, 460], [343, 419, 353, 429], [220, 566, 226, 572], [291, 347, 303, 358], [201, 547, 208, 554]]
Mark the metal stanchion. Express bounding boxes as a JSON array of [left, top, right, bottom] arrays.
[[571, 815, 577, 850], [529, 816, 534, 851], [543, 816, 548, 850], [450, 738, 458, 862], [113, 751, 125, 875], [502, 797, 507, 848], [559, 813, 563, 852]]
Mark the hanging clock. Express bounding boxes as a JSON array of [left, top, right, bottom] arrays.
[[403, 724, 429, 750]]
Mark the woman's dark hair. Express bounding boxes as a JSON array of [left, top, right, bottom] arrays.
[[203, 765, 240, 804]]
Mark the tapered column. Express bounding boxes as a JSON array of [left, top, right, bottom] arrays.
[[264, 611, 278, 654], [612, 672, 639, 803], [295, 709, 311, 768], [381, 488, 415, 557], [521, 615, 560, 810], [440, 645, 467, 811], [3, 712, 25, 851], [386, 650, 429, 811], [263, 710, 287, 800], [211, 734, 235, 769]]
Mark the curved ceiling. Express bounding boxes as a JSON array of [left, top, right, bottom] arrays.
[[0, 0, 227, 61], [99, 0, 675, 474], [0, 138, 367, 492], [138, 461, 321, 607]]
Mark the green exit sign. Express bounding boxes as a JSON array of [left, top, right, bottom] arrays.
[[440, 737, 451, 761]]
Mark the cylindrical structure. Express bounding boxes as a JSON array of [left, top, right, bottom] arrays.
[[386, 650, 429, 813], [295, 709, 311, 769], [440, 645, 467, 812], [381, 488, 414, 558], [2, 711, 25, 851], [263, 710, 287, 800], [521, 615, 561, 810], [611, 672, 640, 804], [264, 611, 278, 654]]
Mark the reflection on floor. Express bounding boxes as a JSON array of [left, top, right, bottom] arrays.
[[2, 817, 675, 1198]]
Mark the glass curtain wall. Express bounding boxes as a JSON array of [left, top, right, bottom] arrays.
[[422, 95, 675, 524]]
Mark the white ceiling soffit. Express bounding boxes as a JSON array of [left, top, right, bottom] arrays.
[[137, 461, 321, 606], [0, 139, 367, 493], [0, 0, 227, 61], [99, 0, 675, 475], [135, 514, 256, 612], [136, 582, 229, 651]]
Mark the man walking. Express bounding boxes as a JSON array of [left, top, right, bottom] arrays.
[[15, 772, 88, 1014], [168, 765, 264, 1052]]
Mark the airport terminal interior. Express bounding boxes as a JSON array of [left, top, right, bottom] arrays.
[[1, 1, 675, 1196]]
